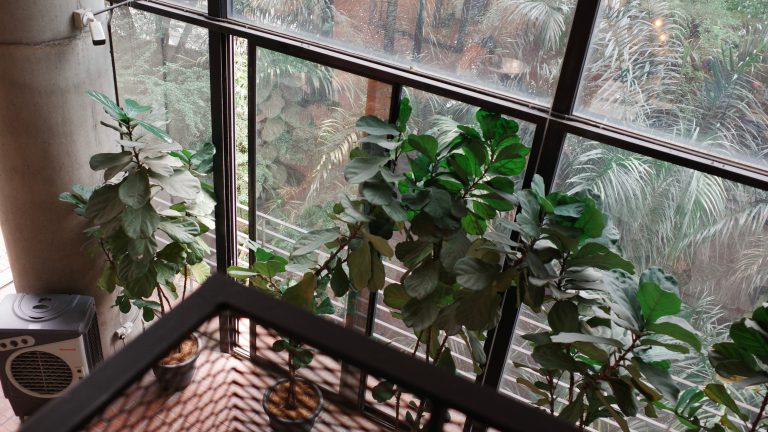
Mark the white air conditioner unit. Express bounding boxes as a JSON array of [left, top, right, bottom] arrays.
[[0, 293, 102, 417]]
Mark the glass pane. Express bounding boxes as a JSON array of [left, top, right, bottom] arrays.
[[577, 1, 768, 169], [112, 9, 212, 148], [232, 0, 578, 104], [503, 135, 768, 430], [162, 0, 207, 11], [234, 45, 393, 323], [111, 11, 216, 267], [372, 87, 536, 379]]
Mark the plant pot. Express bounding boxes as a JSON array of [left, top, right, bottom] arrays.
[[263, 378, 324, 432], [152, 333, 202, 392]]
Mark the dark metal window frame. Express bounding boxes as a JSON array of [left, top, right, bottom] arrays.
[[109, 0, 768, 427]]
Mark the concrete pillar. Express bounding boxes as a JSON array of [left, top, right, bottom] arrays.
[[0, 0, 122, 354]]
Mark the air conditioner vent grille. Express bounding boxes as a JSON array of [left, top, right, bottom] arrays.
[[10, 351, 73, 395]]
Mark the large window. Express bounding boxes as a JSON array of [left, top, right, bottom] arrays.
[[109, 0, 768, 430], [232, 0, 577, 104], [577, 0, 768, 169], [503, 136, 768, 431]]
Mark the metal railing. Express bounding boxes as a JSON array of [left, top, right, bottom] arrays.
[[21, 275, 575, 432]]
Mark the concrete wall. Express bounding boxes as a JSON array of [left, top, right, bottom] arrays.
[[0, 0, 122, 354]]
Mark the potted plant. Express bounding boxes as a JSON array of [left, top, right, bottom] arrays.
[[229, 244, 339, 430], [60, 91, 215, 391]]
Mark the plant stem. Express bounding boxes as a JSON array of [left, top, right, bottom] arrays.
[[156, 285, 166, 315], [394, 391, 402, 432], [749, 388, 768, 432], [287, 350, 297, 409], [314, 223, 364, 278], [568, 372, 575, 403], [182, 265, 188, 302]]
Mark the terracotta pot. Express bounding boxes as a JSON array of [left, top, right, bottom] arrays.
[[151, 333, 202, 392], [263, 378, 324, 432]]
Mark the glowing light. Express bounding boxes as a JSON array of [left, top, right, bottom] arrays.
[[654, 18, 664, 28], [659, 33, 668, 42]]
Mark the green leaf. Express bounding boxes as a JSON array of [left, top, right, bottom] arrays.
[[455, 288, 501, 331], [372, 381, 396, 403], [709, 342, 760, 379], [397, 97, 412, 133], [395, 240, 432, 268], [550, 333, 623, 347], [136, 120, 173, 144], [548, 301, 580, 333], [730, 319, 768, 363], [356, 116, 399, 136], [490, 154, 526, 176], [647, 317, 701, 351], [569, 243, 635, 273], [281, 273, 317, 311], [558, 394, 585, 424], [362, 180, 394, 206], [87, 90, 127, 121], [272, 340, 289, 352], [153, 170, 201, 200], [423, 188, 453, 219], [454, 257, 501, 291], [144, 155, 183, 177], [227, 266, 259, 280], [461, 212, 488, 236], [85, 185, 125, 224], [531, 344, 579, 371], [188, 262, 210, 283], [344, 157, 388, 184], [404, 260, 441, 299], [365, 233, 394, 258], [407, 134, 438, 162], [436, 348, 457, 375], [703, 384, 744, 419], [383, 284, 409, 310], [594, 390, 630, 432], [121, 203, 160, 239], [123, 98, 151, 116], [636, 360, 680, 402], [158, 218, 201, 244], [637, 282, 682, 325], [90, 151, 133, 172], [119, 171, 151, 208], [348, 240, 372, 290], [402, 296, 440, 332], [98, 266, 117, 294], [608, 379, 638, 417], [330, 262, 350, 297], [142, 307, 155, 322], [292, 228, 340, 256]]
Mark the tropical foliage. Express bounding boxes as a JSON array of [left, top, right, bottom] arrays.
[[60, 92, 215, 321]]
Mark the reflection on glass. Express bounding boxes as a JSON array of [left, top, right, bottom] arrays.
[[577, 1, 768, 168], [232, 0, 577, 103], [503, 136, 768, 430]]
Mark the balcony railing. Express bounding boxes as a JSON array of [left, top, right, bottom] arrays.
[[21, 274, 575, 432]]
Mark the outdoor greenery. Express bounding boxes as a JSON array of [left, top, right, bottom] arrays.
[[60, 92, 215, 321]]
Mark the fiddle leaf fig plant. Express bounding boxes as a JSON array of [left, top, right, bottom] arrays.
[[229, 242, 336, 409], [60, 91, 215, 321]]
